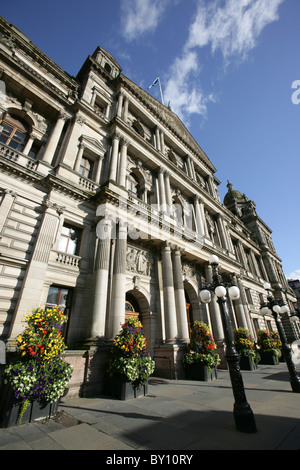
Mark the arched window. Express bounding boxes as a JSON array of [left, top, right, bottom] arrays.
[[0, 114, 29, 152], [127, 172, 140, 198]]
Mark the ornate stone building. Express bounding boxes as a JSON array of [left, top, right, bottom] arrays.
[[0, 17, 298, 395]]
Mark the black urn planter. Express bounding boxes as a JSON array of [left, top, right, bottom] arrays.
[[239, 355, 258, 371], [109, 375, 148, 400], [0, 384, 59, 428], [184, 362, 218, 381], [260, 351, 279, 365]]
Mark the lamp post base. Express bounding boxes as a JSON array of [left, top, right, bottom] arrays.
[[234, 403, 257, 433]]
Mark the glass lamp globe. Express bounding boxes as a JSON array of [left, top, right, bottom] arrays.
[[280, 305, 289, 314], [260, 306, 270, 316], [272, 304, 282, 314], [215, 285, 226, 297], [209, 255, 219, 265], [228, 286, 240, 300], [200, 289, 211, 303]]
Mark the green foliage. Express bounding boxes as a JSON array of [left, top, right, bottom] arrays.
[[107, 317, 155, 387], [183, 321, 220, 372]]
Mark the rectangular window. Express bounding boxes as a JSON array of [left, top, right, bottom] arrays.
[[58, 224, 82, 255], [79, 156, 94, 179]]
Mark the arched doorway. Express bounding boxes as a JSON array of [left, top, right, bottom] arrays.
[[125, 289, 152, 355], [125, 293, 141, 321], [185, 290, 193, 336]]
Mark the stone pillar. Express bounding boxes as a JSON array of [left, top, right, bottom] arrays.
[[172, 248, 189, 342], [160, 129, 165, 154], [217, 215, 229, 250], [123, 97, 129, 123], [9, 201, 63, 339], [74, 143, 84, 172], [158, 167, 166, 211], [109, 133, 120, 182], [164, 171, 172, 214], [22, 135, 35, 156], [194, 196, 205, 237], [231, 275, 249, 329], [204, 263, 224, 343], [118, 138, 128, 187], [116, 93, 124, 118], [161, 242, 178, 343], [90, 217, 113, 339], [108, 222, 127, 339], [42, 112, 68, 164], [155, 127, 161, 151], [0, 189, 16, 230]]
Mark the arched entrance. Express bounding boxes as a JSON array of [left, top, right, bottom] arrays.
[[184, 280, 201, 335], [125, 289, 152, 354], [125, 293, 141, 321]]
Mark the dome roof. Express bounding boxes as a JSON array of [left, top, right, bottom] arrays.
[[223, 181, 245, 205]]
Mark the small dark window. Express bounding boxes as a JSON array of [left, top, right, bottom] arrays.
[[0, 115, 29, 152]]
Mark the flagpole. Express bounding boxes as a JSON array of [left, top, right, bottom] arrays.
[[148, 77, 165, 106], [158, 77, 165, 106]]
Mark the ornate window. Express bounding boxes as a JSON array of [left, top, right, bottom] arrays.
[[58, 224, 82, 256], [0, 114, 29, 152], [127, 172, 140, 198], [79, 156, 94, 179]]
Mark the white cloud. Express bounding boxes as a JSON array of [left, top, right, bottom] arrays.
[[120, 0, 171, 41], [164, 0, 284, 122], [287, 270, 300, 280], [164, 52, 217, 122], [186, 0, 285, 63]]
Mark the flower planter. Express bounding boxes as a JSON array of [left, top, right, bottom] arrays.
[[260, 351, 279, 365], [109, 375, 148, 400], [0, 384, 59, 428], [239, 355, 257, 371], [184, 363, 218, 381]]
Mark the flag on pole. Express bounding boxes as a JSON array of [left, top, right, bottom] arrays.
[[148, 77, 159, 89], [147, 77, 165, 105]]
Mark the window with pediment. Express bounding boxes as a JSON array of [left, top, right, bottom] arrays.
[[0, 113, 30, 152]]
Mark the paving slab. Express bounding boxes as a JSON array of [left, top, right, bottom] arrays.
[[0, 365, 299, 451]]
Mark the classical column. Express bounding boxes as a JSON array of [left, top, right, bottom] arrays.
[[116, 93, 124, 118], [164, 171, 172, 214], [90, 217, 113, 338], [42, 112, 68, 164], [161, 242, 178, 343], [217, 215, 229, 250], [204, 263, 224, 343], [9, 201, 63, 339], [194, 196, 205, 237], [231, 275, 249, 329], [74, 143, 84, 172], [172, 248, 189, 342], [122, 97, 129, 123], [109, 133, 120, 182], [160, 129, 165, 154], [0, 189, 16, 231], [22, 135, 35, 156], [155, 127, 161, 151], [158, 167, 166, 212], [118, 138, 128, 187], [108, 222, 127, 339]]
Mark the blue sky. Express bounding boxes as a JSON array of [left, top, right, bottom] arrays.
[[1, 0, 299, 278]]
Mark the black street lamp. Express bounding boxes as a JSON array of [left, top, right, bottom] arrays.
[[200, 255, 257, 433], [260, 283, 300, 393]]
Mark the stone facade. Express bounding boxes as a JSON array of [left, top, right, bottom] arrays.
[[0, 17, 299, 396]]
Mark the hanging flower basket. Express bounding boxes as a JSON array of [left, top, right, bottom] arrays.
[[107, 317, 155, 400], [0, 307, 73, 427], [183, 321, 220, 381]]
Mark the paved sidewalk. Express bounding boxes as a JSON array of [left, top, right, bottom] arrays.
[[0, 364, 300, 451]]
